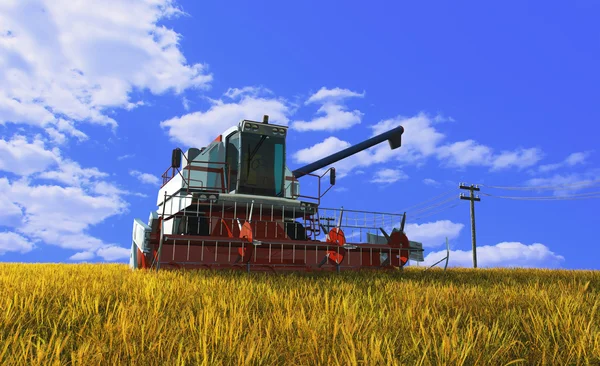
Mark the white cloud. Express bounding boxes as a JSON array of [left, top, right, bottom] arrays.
[[12, 185, 126, 252], [437, 140, 541, 170], [44, 128, 68, 145], [490, 148, 544, 171], [0, 201, 22, 228], [0, 135, 112, 189], [69, 251, 95, 261], [538, 163, 561, 174], [38, 160, 108, 186], [0, 231, 34, 255], [7, 179, 128, 247], [161, 92, 290, 147], [130, 170, 160, 185], [538, 151, 591, 173], [292, 103, 363, 132], [125, 101, 145, 111], [436, 140, 543, 170], [0, 135, 60, 175], [376, 114, 543, 170], [436, 139, 494, 168], [96, 245, 130, 261], [291, 87, 365, 132], [0, 136, 131, 256], [423, 178, 441, 187], [294, 137, 350, 164], [305, 87, 365, 105], [564, 152, 589, 166], [224, 86, 273, 100], [44, 119, 89, 145], [0, 0, 211, 139], [182, 96, 191, 111], [404, 220, 464, 248], [422, 242, 565, 268], [92, 181, 147, 198], [69, 245, 130, 261], [117, 154, 135, 161], [524, 170, 600, 196], [0, 178, 24, 228], [433, 114, 455, 123], [370, 169, 408, 184]]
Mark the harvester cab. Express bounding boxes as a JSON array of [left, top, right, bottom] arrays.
[[172, 115, 292, 198], [130, 115, 425, 272]]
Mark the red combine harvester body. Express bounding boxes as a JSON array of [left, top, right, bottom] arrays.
[[130, 115, 424, 272]]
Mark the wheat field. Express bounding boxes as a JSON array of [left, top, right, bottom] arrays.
[[0, 263, 598, 365]]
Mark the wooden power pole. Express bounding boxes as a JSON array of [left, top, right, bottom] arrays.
[[459, 183, 481, 268]]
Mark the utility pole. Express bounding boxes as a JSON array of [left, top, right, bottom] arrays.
[[459, 183, 481, 268]]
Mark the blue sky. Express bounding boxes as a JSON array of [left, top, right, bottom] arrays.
[[1, 0, 599, 269]]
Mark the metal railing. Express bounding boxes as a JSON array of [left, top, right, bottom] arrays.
[[147, 191, 427, 271], [157, 191, 406, 242], [284, 167, 336, 206], [317, 207, 405, 243]]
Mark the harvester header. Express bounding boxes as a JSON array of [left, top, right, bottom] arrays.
[[130, 115, 424, 273]]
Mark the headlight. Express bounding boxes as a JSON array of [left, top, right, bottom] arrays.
[[279, 128, 285, 133], [252, 124, 259, 130], [245, 124, 251, 129], [272, 128, 278, 133]]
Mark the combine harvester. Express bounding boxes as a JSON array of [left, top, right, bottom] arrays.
[[130, 115, 426, 272]]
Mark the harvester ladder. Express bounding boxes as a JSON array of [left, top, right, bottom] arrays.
[[304, 210, 321, 240]]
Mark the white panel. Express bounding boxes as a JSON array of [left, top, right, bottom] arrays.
[[132, 218, 151, 252], [156, 174, 184, 206]]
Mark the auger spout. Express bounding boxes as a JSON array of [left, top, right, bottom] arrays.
[[292, 125, 404, 179]]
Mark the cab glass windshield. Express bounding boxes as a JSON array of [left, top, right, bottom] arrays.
[[238, 133, 285, 196]]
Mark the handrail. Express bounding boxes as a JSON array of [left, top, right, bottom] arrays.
[[285, 167, 336, 205]]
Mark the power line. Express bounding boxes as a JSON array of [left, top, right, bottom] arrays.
[[482, 191, 600, 201], [396, 189, 455, 214], [407, 196, 457, 216], [478, 179, 600, 191], [374, 196, 458, 229], [410, 203, 459, 222]]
